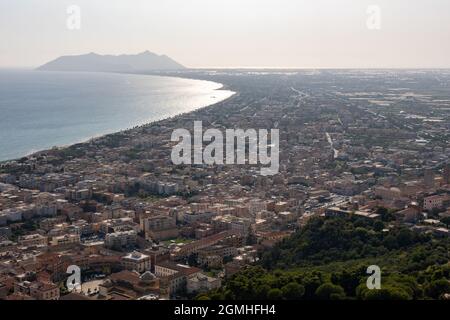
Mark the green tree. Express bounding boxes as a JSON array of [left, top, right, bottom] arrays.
[[377, 207, 395, 222], [382, 234, 398, 249], [315, 283, 346, 300], [255, 284, 271, 300], [362, 288, 411, 300], [331, 268, 364, 296], [425, 279, 450, 299], [267, 288, 283, 300], [396, 229, 413, 247], [440, 216, 450, 228], [187, 253, 198, 267], [373, 220, 385, 232], [281, 282, 305, 300]]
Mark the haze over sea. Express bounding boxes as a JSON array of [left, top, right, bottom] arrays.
[[0, 70, 234, 162]]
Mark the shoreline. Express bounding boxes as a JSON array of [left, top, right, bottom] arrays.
[[0, 71, 237, 164]]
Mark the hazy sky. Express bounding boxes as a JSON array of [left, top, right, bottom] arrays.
[[1, 0, 450, 68]]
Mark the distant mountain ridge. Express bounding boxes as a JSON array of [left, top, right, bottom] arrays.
[[37, 51, 186, 72]]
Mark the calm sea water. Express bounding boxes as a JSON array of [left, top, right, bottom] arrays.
[[0, 70, 234, 161]]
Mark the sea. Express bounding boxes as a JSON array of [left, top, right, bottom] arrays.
[[0, 69, 234, 162]]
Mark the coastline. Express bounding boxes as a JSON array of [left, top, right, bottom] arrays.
[[0, 71, 237, 164]]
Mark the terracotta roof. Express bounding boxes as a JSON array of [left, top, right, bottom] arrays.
[[109, 270, 140, 285], [59, 292, 92, 300], [4, 293, 35, 300]]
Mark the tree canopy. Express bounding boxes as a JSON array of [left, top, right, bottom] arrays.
[[198, 216, 450, 300]]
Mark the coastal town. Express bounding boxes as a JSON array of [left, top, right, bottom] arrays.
[[0, 69, 449, 300]]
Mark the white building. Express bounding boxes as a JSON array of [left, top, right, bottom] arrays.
[[187, 273, 221, 294], [18, 234, 48, 247], [105, 230, 137, 249], [121, 251, 151, 273], [49, 233, 80, 246]]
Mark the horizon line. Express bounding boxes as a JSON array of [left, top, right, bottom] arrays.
[[2, 66, 450, 71]]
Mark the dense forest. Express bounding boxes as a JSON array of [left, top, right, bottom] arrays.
[[198, 216, 450, 300]]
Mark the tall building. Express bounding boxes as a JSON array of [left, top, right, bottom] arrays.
[[424, 168, 435, 188], [443, 163, 450, 185]]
